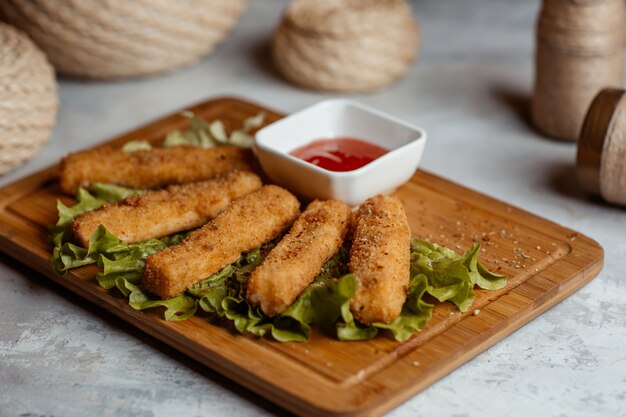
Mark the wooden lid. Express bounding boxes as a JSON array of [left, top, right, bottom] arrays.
[[576, 88, 625, 194]]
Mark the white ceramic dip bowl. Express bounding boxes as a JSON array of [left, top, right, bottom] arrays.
[[255, 99, 427, 206]]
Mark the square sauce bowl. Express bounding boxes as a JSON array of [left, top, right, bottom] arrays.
[[255, 99, 427, 206]]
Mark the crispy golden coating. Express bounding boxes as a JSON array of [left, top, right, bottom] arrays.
[[349, 195, 411, 324], [247, 199, 351, 316], [142, 185, 300, 298], [59, 145, 255, 195], [71, 171, 262, 247]]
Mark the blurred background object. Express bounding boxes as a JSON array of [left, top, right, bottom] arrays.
[[577, 88, 626, 206], [532, 0, 625, 142], [0, 22, 57, 175], [272, 0, 419, 92], [0, 0, 247, 80]]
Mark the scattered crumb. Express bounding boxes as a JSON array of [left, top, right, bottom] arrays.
[[412, 360, 421, 367], [473, 309, 481, 316]]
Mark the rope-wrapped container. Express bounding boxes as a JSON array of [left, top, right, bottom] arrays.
[[532, 0, 625, 141], [272, 0, 419, 92], [0, 22, 57, 175], [0, 0, 247, 80]]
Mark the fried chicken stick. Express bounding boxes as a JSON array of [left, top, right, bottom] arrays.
[[71, 171, 262, 246], [246, 199, 351, 316], [349, 195, 411, 324], [142, 185, 300, 298], [59, 145, 255, 195]]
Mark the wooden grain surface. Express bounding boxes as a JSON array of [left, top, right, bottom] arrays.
[[0, 97, 604, 417]]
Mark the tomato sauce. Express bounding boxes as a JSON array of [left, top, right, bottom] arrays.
[[290, 137, 388, 172]]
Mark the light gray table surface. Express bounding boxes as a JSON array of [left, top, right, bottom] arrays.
[[1, 1, 625, 416]]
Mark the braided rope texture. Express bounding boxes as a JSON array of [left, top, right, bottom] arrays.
[[0, 22, 57, 175], [0, 0, 247, 80], [532, 0, 625, 141], [272, 0, 419, 92]]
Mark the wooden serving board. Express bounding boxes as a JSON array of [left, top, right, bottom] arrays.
[[0, 97, 603, 417]]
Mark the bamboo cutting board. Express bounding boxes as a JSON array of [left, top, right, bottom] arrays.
[[0, 97, 603, 417]]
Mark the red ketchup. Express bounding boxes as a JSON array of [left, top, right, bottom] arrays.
[[290, 137, 388, 172]]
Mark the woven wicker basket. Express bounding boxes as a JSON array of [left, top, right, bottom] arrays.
[[0, 22, 57, 175], [272, 0, 419, 92], [0, 0, 247, 80]]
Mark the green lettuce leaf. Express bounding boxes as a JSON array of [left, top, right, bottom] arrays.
[[78, 226, 195, 320], [49, 186, 506, 342], [337, 272, 435, 342], [411, 240, 507, 312], [127, 281, 198, 321], [187, 246, 358, 342], [337, 240, 506, 342], [90, 183, 142, 202], [280, 271, 357, 340], [49, 183, 196, 320], [50, 184, 143, 269], [121, 140, 153, 152], [51, 183, 140, 233], [336, 274, 379, 341], [164, 111, 264, 149], [372, 273, 434, 342]]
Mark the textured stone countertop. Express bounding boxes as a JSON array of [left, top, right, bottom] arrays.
[[1, 1, 625, 416]]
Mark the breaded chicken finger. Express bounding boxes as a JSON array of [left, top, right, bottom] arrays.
[[59, 145, 255, 194], [143, 185, 300, 298], [247, 200, 352, 316], [349, 195, 411, 324], [71, 171, 262, 246]]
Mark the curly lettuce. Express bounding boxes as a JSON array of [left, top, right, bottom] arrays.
[[337, 240, 507, 342], [50, 187, 506, 342], [121, 112, 265, 152], [50, 184, 143, 271]]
